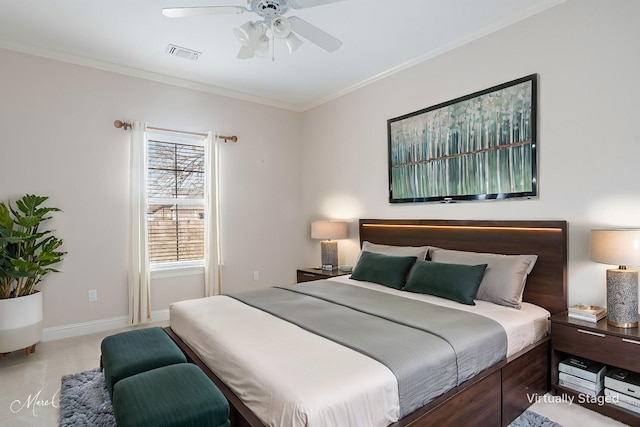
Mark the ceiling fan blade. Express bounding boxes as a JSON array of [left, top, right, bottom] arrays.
[[162, 6, 247, 18], [289, 0, 346, 9], [288, 16, 342, 52]]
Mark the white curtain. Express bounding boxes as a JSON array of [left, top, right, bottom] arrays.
[[128, 121, 151, 325], [204, 131, 222, 297]]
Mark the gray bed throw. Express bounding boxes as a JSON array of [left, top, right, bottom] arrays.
[[228, 280, 507, 417]]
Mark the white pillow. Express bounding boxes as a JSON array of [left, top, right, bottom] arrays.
[[429, 247, 538, 309], [354, 241, 430, 269]]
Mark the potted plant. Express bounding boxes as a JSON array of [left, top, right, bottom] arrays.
[[0, 194, 65, 355]]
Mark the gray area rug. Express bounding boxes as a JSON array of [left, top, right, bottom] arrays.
[[508, 409, 563, 427], [60, 367, 562, 427], [59, 367, 115, 427]]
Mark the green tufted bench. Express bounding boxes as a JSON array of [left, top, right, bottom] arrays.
[[112, 363, 230, 427], [100, 327, 187, 399]]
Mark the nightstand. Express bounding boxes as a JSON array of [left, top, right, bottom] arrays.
[[296, 268, 351, 283], [551, 311, 640, 425]]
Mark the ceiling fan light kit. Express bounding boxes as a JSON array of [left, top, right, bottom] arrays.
[[271, 17, 291, 39], [234, 22, 271, 59], [254, 35, 271, 59], [284, 32, 304, 54], [162, 0, 345, 61], [233, 21, 258, 46]]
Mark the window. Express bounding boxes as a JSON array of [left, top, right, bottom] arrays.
[[146, 133, 206, 269]]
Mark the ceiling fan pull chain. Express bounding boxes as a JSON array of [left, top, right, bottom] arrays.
[[271, 36, 274, 62]]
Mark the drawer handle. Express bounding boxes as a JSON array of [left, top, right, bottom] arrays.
[[303, 273, 315, 277], [577, 329, 605, 338], [622, 338, 640, 345]]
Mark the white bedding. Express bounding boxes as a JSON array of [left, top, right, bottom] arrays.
[[169, 277, 550, 427]]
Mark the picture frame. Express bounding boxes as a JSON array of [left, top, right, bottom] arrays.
[[388, 74, 538, 203]]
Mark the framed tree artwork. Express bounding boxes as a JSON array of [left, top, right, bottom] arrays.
[[388, 74, 537, 203]]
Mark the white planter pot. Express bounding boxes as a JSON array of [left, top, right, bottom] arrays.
[[0, 292, 43, 354]]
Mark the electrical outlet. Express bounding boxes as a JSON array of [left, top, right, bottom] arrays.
[[253, 271, 259, 281], [88, 289, 97, 302]]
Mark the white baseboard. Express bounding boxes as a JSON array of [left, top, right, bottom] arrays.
[[42, 309, 170, 342], [151, 309, 170, 323]]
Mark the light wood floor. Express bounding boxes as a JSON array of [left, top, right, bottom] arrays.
[[0, 322, 629, 427], [0, 322, 167, 427]]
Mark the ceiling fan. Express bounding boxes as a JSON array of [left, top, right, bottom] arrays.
[[162, 0, 346, 60]]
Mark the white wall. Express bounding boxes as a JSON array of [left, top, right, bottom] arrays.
[[301, 0, 640, 308], [2, 0, 638, 331], [0, 48, 303, 328]]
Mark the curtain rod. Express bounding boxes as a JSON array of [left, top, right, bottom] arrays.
[[113, 120, 238, 143]]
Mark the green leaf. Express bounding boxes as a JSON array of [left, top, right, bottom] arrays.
[[0, 204, 12, 229], [16, 195, 49, 215], [0, 194, 65, 298]]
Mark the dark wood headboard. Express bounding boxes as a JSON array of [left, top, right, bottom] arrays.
[[359, 219, 568, 315]]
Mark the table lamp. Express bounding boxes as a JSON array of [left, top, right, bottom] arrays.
[[591, 229, 640, 328], [311, 221, 348, 270]]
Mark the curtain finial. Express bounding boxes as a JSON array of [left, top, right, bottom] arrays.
[[217, 135, 238, 143], [114, 120, 132, 130]]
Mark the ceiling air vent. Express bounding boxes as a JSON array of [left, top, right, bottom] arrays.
[[165, 44, 201, 61]]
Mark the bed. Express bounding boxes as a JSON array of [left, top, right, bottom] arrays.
[[165, 219, 568, 427]]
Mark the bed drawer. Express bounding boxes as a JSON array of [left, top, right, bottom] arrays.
[[552, 323, 640, 372]]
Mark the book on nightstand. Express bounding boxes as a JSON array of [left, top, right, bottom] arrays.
[[604, 389, 640, 414], [568, 304, 606, 322], [559, 372, 602, 393], [558, 357, 606, 383], [558, 378, 601, 396], [604, 369, 640, 414], [605, 368, 640, 399]]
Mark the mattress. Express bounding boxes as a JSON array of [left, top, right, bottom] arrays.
[[170, 277, 550, 427]]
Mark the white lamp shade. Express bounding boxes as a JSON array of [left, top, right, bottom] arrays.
[[591, 229, 640, 267], [284, 33, 303, 53], [254, 36, 270, 59], [311, 221, 348, 240], [271, 18, 292, 39], [233, 21, 260, 46], [236, 45, 255, 59]]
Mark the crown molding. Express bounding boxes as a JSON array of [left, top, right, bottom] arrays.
[[302, 0, 567, 111], [0, 41, 304, 112], [1, 0, 566, 114]]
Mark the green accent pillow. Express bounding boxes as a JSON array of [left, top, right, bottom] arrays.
[[429, 247, 538, 309], [404, 260, 488, 305], [350, 251, 417, 289]]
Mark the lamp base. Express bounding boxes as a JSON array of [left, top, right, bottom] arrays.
[[320, 240, 338, 271], [607, 318, 638, 328], [606, 269, 639, 329]]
